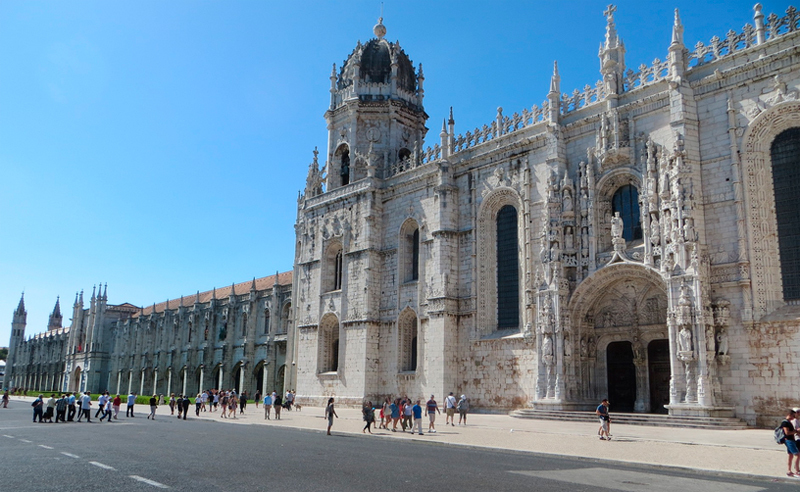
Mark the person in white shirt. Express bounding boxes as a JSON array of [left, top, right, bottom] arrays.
[[445, 392, 457, 426], [95, 392, 108, 419], [77, 392, 92, 422], [127, 393, 136, 417]]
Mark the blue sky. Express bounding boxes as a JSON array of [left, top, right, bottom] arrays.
[[0, 0, 773, 344]]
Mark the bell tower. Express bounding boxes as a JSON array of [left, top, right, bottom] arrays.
[[6, 293, 27, 389], [324, 17, 428, 188]]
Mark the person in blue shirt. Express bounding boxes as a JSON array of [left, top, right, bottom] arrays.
[[411, 399, 424, 435], [596, 398, 611, 440], [263, 393, 273, 419], [390, 398, 400, 432]]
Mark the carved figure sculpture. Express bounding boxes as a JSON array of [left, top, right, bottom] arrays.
[[542, 334, 553, 358], [650, 217, 660, 246], [679, 325, 693, 353], [563, 189, 573, 212], [580, 337, 587, 357], [611, 212, 623, 239], [716, 328, 729, 356], [564, 334, 572, 358]]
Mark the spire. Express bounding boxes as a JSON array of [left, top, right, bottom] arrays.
[[195, 290, 200, 304], [549, 61, 560, 95], [48, 297, 63, 331], [52, 297, 62, 317], [671, 9, 684, 47], [91, 285, 96, 301], [74, 292, 79, 308], [448, 106, 455, 126], [251, 277, 257, 292], [180, 295, 184, 307], [231, 281, 236, 296], [603, 4, 618, 50], [212, 287, 217, 300], [15, 292, 25, 316], [274, 270, 280, 286], [79, 289, 84, 305], [102, 283, 108, 300]]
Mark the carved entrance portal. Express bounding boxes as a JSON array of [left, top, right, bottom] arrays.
[[69, 366, 82, 393]]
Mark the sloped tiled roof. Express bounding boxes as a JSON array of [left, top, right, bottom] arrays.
[[133, 271, 293, 318]]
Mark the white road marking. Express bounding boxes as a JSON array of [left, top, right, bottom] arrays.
[[18, 439, 31, 443], [129, 475, 169, 488], [38, 444, 54, 449], [2, 435, 14, 438], [509, 468, 765, 492], [89, 461, 116, 471], [61, 452, 80, 459]]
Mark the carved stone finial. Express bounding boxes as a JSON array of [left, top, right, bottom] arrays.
[[549, 61, 560, 94], [671, 9, 684, 47]]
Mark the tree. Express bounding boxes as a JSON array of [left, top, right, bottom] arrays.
[[0, 347, 7, 361]]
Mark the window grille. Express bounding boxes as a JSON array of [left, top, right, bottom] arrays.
[[771, 128, 800, 300], [496, 205, 519, 329]]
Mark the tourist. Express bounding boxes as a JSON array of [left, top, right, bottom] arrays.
[[362, 401, 375, 434], [445, 392, 457, 426], [2, 390, 9, 408], [169, 393, 176, 415], [457, 395, 469, 425], [55, 394, 67, 423], [99, 398, 113, 422], [381, 398, 391, 429], [44, 394, 56, 423], [78, 391, 92, 422], [177, 395, 184, 419], [285, 389, 294, 411], [239, 391, 247, 414], [195, 394, 202, 416], [254, 390, 261, 409], [401, 397, 413, 431], [31, 394, 44, 423], [213, 390, 219, 411], [147, 394, 158, 420], [274, 392, 282, 420], [389, 398, 400, 431], [182, 394, 190, 419], [220, 392, 229, 418], [263, 392, 272, 420], [67, 392, 76, 421], [95, 392, 108, 419], [781, 409, 800, 477], [425, 395, 439, 433], [126, 392, 136, 417], [412, 399, 424, 435], [229, 393, 238, 419], [158, 394, 165, 406], [112, 394, 121, 419], [325, 397, 338, 435], [597, 398, 611, 440]]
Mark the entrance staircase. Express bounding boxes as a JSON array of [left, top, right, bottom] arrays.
[[509, 408, 748, 429]]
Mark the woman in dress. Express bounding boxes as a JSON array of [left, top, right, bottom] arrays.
[[325, 398, 338, 436]]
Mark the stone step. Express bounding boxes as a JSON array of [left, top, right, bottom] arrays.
[[509, 409, 748, 429]]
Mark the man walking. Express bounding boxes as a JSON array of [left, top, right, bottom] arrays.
[[445, 392, 457, 427], [95, 392, 108, 419], [77, 392, 92, 422], [425, 395, 440, 433], [263, 392, 272, 420], [55, 394, 67, 423], [126, 392, 136, 417], [67, 392, 76, 421], [412, 399, 424, 435], [596, 398, 611, 440], [181, 394, 190, 419]]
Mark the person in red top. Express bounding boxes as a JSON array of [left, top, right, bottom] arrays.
[[112, 394, 122, 420], [425, 395, 440, 433]]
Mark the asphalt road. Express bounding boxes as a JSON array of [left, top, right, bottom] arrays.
[[0, 401, 794, 491]]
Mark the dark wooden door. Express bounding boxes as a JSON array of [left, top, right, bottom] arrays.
[[606, 341, 636, 412], [648, 339, 670, 414]]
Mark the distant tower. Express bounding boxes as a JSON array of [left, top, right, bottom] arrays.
[[6, 293, 27, 389], [48, 297, 63, 331], [325, 16, 428, 187]]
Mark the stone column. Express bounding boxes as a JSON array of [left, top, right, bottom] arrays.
[[167, 370, 172, 397], [261, 364, 267, 399], [127, 371, 132, 394], [139, 371, 144, 396], [153, 369, 158, 396], [182, 369, 187, 396], [199, 366, 204, 393], [238, 364, 245, 394], [116, 372, 121, 395], [218, 366, 223, 390]]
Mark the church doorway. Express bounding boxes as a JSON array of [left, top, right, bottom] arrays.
[[606, 341, 636, 412], [648, 339, 670, 414], [70, 367, 82, 393]]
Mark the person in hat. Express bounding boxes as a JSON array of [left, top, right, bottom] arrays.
[[457, 394, 469, 425], [596, 398, 611, 440]]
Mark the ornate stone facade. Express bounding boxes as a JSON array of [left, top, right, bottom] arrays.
[[294, 5, 800, 426]]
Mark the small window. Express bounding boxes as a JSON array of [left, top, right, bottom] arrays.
[[399, 313, 418, 372], [241, 313, 248, 338], [325, 243, 344, 292], [263, 308, 271, 335], [334, 250, 343, 290], [319, 316, 340, 373], [611, 185, 642, 242], [398, 148, 411, 161], [341, 149, 350, 186]]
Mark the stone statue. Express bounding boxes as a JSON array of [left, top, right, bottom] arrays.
[[580, 337, 588, 357], [542, 334, 553, 358], [588, 336, 597, 357], [679, 325, 693, 352], [563, 189, 573, 212], [565, 227, 574, 249], [564, 334, 572, 358], [650, 217, 660, 246], [716, 328, 729, 356], [611, 212, 623, 239]]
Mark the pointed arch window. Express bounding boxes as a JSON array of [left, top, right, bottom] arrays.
[[341, 149, 350, 186], [771, 128, 800, 300], [318, 316, 340, 374], [497, 205, 519, 329], [334, 250, 343, 290], [611, 185, 642, 241], [263, 308, 271, 335], [398, 313, 418, 372]]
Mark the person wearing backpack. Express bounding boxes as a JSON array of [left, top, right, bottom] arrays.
[[778, 408, 800, 477], [457, 395, 469, 425]]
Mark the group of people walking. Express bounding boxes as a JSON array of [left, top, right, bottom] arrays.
[[357, 392, 470, 436], [26, 391, 116, 423]]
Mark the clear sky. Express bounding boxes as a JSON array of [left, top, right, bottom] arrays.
[[0, 0, 774, 345]]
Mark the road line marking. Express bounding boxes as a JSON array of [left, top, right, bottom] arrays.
[[89, 461, 116, 471], [2, 435, 14, 438], [38, 444, 54, 449], [129, 475, 169, 488], [18, 439, 31, 443], [61, 452, 80, 459]]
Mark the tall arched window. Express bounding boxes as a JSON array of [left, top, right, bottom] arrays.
[[263, 308, 270, 335], [241, 313, 248, 338], [325, 242, 344, 292], [334, 250, 343, 290], [340, 149, 350, 186], [496, 205, 519, 329], [398, 311, 418, 372], [412, 228, 420, 281], [771, 128, 800, 300], [318, 315, 340, 373], [612, 185, 642, 241]]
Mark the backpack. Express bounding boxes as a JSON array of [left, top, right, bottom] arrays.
[[776, 424, 787, 444], [457, 399, 465, 411]]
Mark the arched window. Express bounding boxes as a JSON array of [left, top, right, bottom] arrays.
[[398, 148, 411, 161], [412, 229, 420, 281], [341, 149, 350, 186], [318, 316, 340, 373], [398, 312, 418, 372], [334, 250, 343, 290], [263, 308, 270, 335], [241, 313, 248, 338], [496, 205, 519, 329], [325, 243, 344, 292], [281, 302, 292, 335], [612, 185, 642, 241], [400, 222, 421, 283], [771, 128, 800, 300], [187, 321, 192, 343]]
